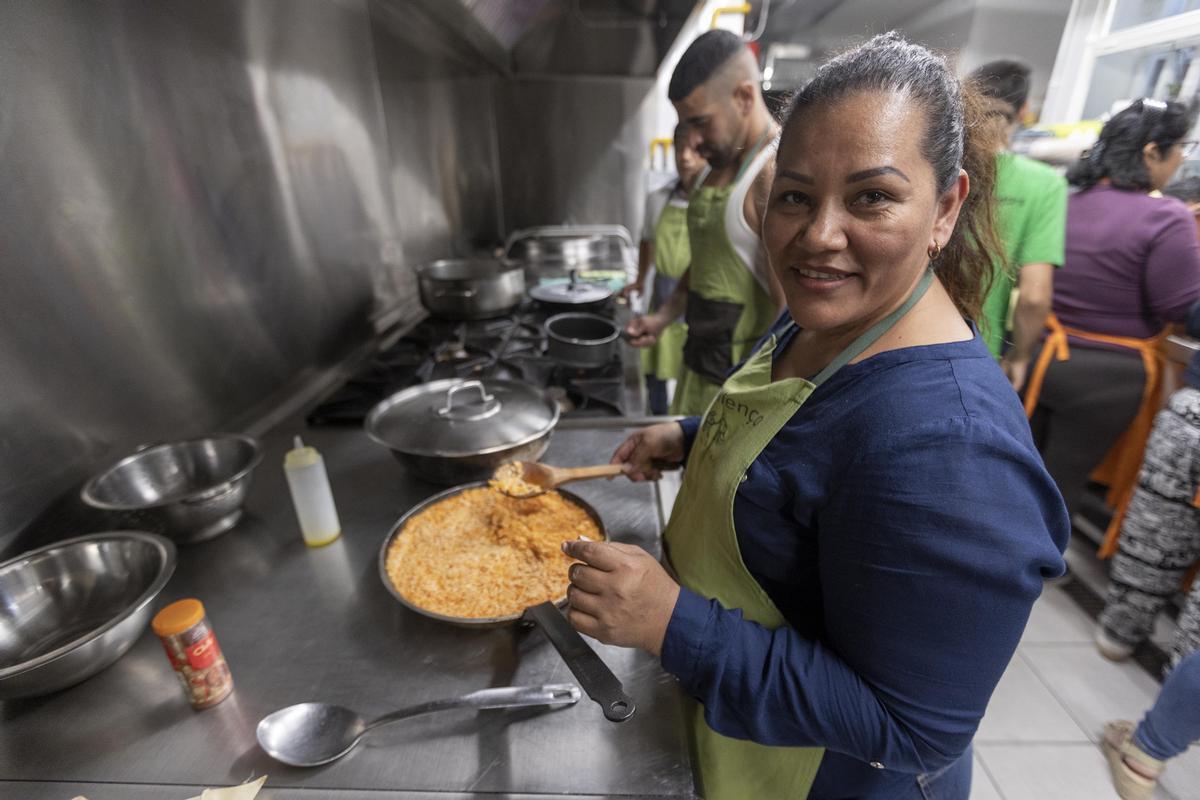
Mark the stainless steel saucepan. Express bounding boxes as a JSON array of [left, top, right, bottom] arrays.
[[416, 258, 525, 320], [378, 483, 635, 723], [544, 312, 621, 369]]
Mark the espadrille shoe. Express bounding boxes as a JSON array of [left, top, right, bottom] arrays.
[[1102, 720, 1165, 800], [1095, 626, 1136, 661]]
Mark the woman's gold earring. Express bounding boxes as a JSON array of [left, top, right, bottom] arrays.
[[927, 241, 942, 261]]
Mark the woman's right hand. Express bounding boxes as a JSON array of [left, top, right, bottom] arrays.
[[610, 423, 685, 481], [624, 314, 667, 348]]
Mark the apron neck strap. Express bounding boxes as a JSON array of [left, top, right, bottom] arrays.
[[810, 267, 936, 387], [688, 165, 712, 193], [732, 126, 774, 183]]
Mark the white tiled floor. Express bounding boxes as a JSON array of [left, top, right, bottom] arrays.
[[970, 581, 1200, 800]]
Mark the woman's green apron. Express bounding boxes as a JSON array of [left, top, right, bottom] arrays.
[[670, 136, 779, 416], [663, 269, 935, 800], [641, 199, 690, 381]]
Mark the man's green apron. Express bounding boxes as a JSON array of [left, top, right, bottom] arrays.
[[670, 138, 778, 416], [663, 269, 935, 800], [642, 200, 690, 381]]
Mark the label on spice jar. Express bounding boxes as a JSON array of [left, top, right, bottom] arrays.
[[185, 633, 220, 671]]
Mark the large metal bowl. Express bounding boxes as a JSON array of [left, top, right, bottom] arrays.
[[81, 435, 262, 544], [0, 531, 176, 699]]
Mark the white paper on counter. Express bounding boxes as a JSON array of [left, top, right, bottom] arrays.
[[186, 776, 268, 800], [72, 775, 267, 800]]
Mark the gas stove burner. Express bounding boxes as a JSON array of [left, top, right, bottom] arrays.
[[433, 325, 471, 363], [566, 375, 625, 416], [308, 301, 632, 426], [545, 386, 575, 415], [435, 344, 472, 363]]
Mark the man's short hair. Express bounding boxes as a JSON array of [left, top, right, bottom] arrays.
[[669, 30, 747, 103], [969, 59, 1032, 116]]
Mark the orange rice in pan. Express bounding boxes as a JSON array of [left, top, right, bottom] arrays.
[[384, 486, 603, 619]]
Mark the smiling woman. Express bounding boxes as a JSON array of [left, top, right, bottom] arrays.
[[565, 32, 1070, 800], [763, 43, 1005, 379]]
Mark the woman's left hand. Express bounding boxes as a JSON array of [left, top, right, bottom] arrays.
[[562, 539, 681, 657]]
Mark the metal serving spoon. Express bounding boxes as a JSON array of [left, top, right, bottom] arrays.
[[257, 683, 581, 767]]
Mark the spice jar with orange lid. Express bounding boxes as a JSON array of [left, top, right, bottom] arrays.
[[152, 598, 234, 709]]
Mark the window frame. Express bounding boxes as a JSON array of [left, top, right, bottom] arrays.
[[1043, 0, 1200, 122]]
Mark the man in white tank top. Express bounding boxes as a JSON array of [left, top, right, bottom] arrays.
[[626, 31, 785, 416]]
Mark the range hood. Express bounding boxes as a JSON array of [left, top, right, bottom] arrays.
[[370, 0, 699, 77]]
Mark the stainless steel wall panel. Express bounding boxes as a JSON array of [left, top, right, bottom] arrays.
[[1, 0, 691, 556], [372, 22, 505, 262], [371, 0, 694, 78], [495, 77, 656, 235], [0, 1, 498, 555]]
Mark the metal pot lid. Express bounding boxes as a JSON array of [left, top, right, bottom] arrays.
[[365, 379, 559, 457], [529, 281, 612, 305]]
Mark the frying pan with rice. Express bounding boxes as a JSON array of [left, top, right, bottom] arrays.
[[378, 482, 635, 722]]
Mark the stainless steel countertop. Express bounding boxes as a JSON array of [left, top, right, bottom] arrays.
[[0, 422, 695, 799]]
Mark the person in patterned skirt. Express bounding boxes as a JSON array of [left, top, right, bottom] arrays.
[[1094, 181, 1200, 799]]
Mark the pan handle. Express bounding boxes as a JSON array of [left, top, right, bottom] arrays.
[[524, 601, 636, 723]]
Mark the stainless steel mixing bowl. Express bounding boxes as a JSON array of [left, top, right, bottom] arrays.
[[0, 531, 176, 699], [81, 434, 262, 544]]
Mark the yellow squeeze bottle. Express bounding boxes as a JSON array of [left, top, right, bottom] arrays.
[[284, 436, 341, 547]]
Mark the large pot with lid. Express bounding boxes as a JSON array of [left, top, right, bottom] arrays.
[[365, 379, 559, 484], [416, 259, 525, 320]]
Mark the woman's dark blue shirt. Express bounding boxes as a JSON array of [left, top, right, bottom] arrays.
[[662, 316, 1069, 798]]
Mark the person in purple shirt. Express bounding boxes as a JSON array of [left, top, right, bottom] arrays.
[[559, 33, 1068, 800], [1025, 99, 1200, 523]]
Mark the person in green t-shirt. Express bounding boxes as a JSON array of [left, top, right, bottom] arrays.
[[969, 60, 1067, 392]]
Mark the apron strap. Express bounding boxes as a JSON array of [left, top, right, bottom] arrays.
[[732, 127, 774, 183], [810, 267, 935, 387], [1022, 314, 1070, 418]]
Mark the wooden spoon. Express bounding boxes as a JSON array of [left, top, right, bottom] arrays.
[[492, 461, 626, 498]]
